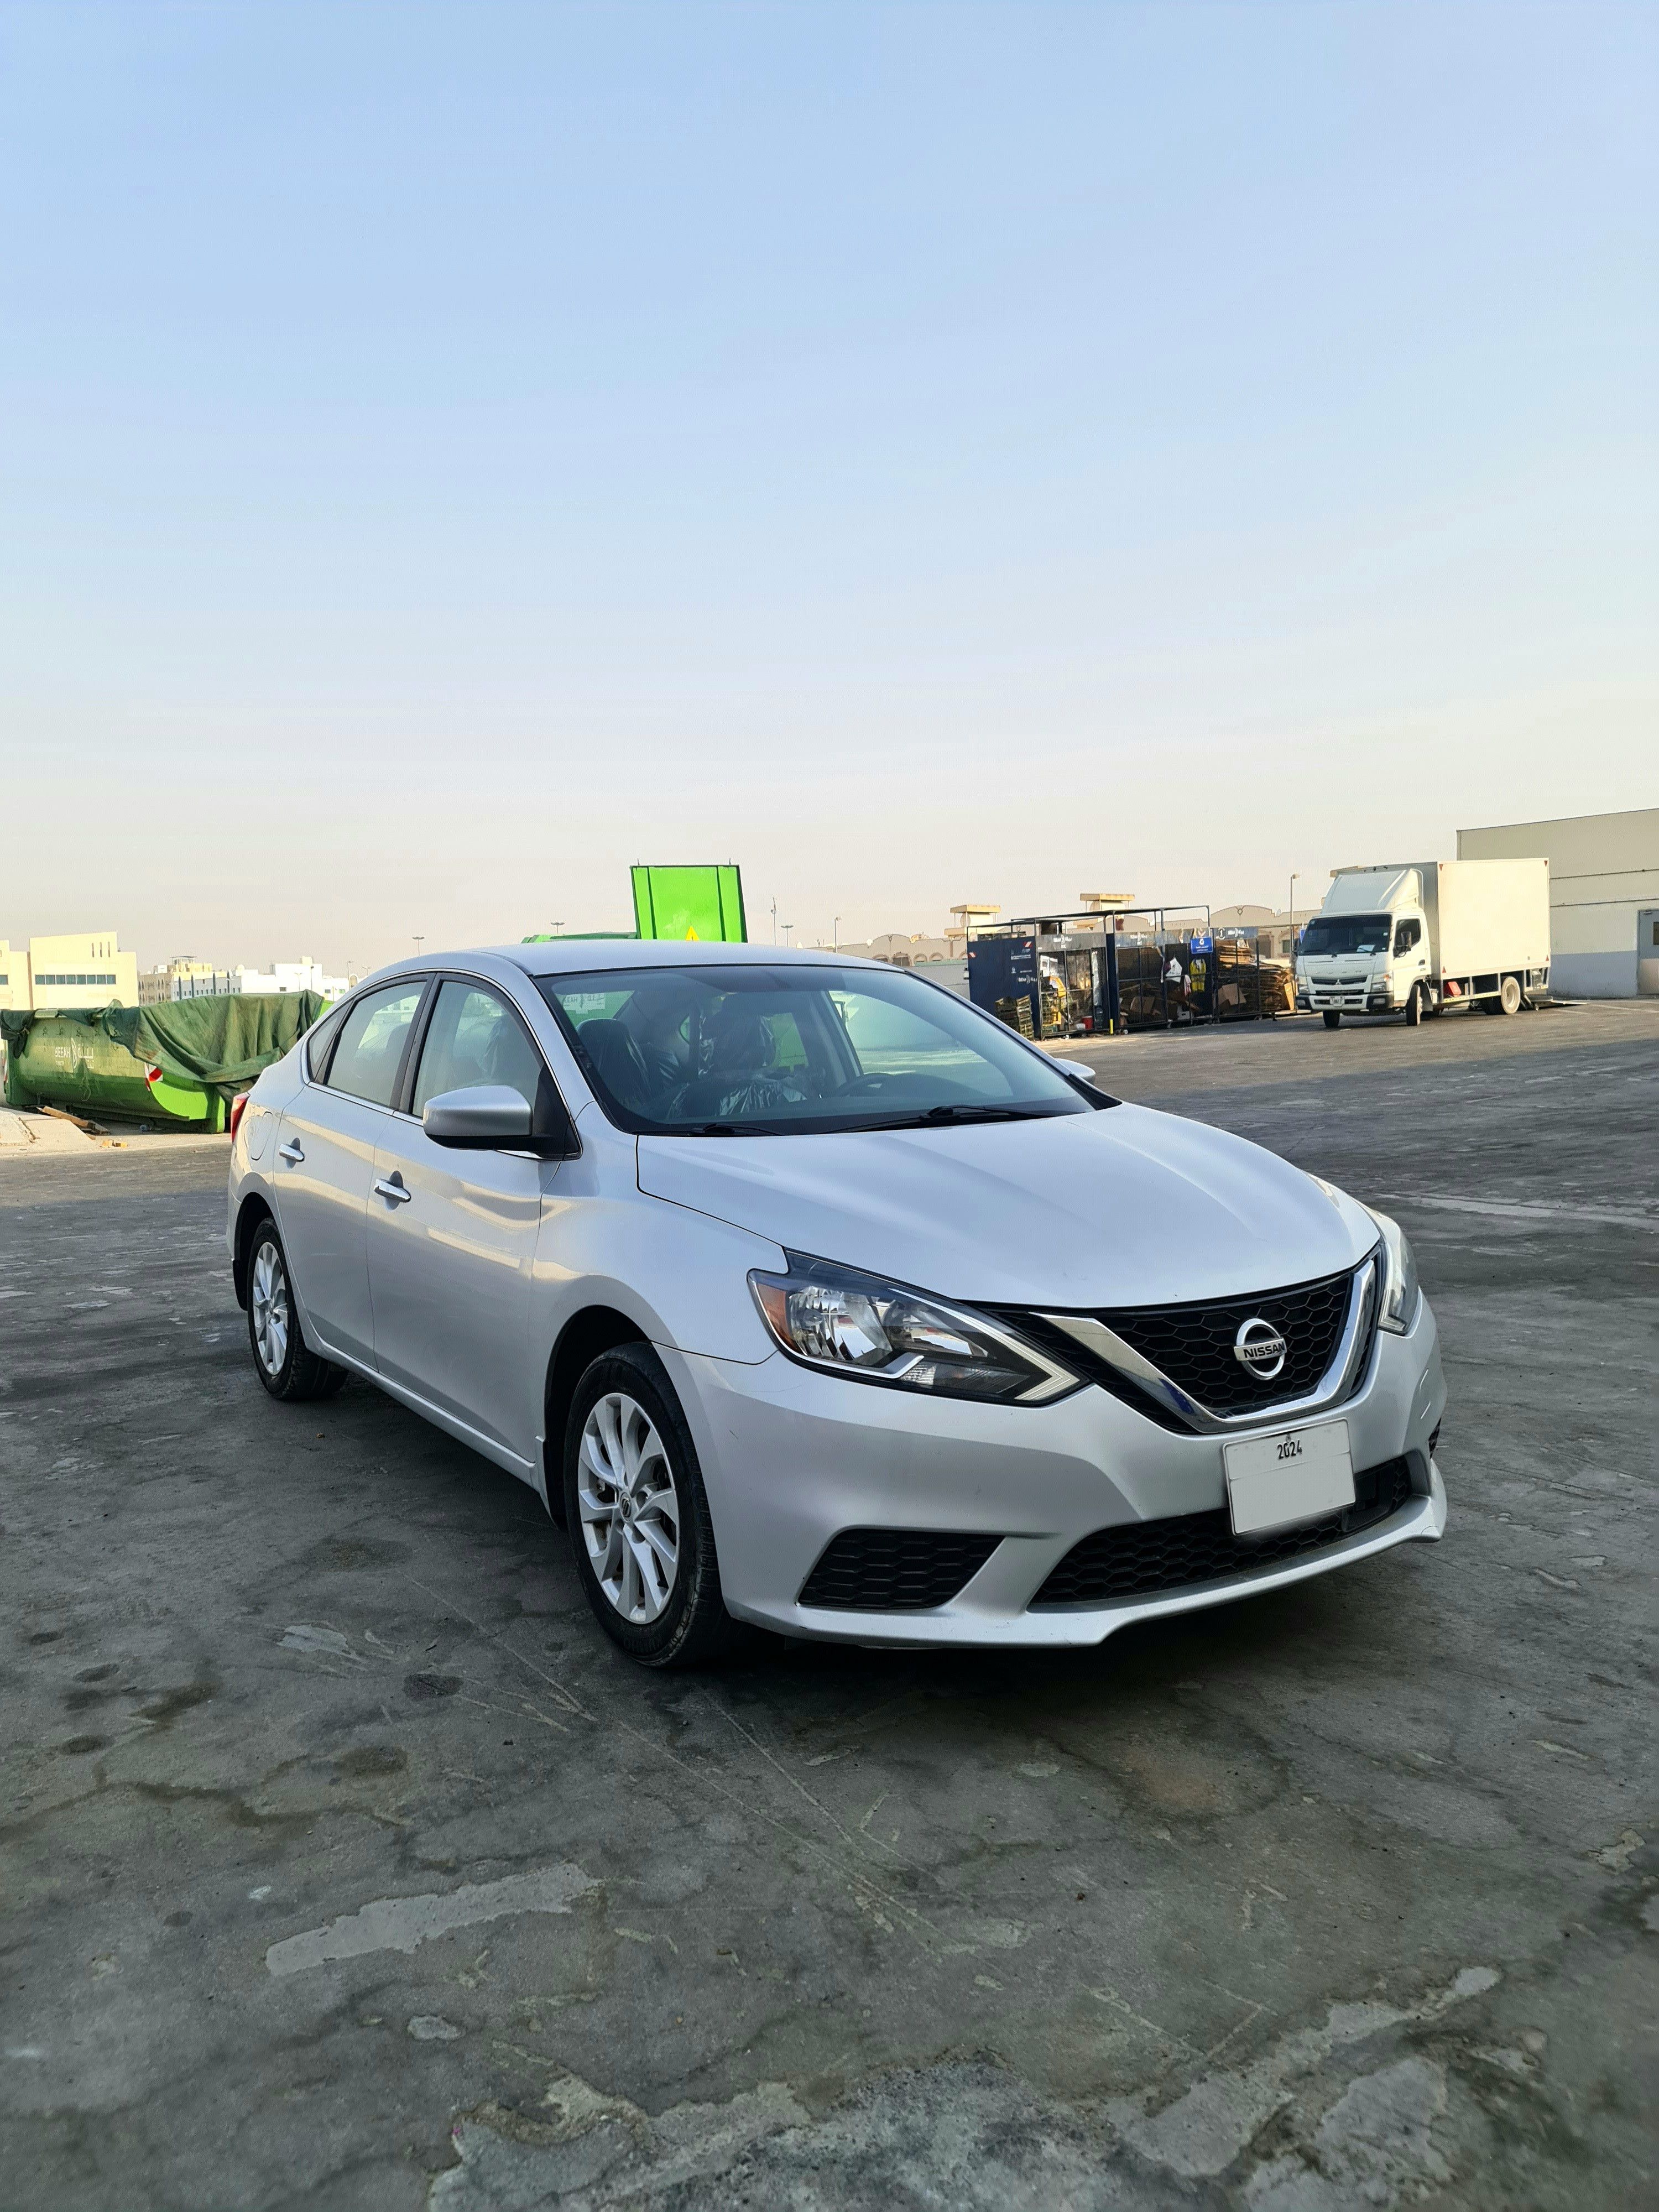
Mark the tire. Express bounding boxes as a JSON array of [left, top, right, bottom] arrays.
[[247, 1218, 348, 1402], [1322, 1010, 1342, 1030], [1404, 985, 1422, 1028], [563, 1345, 744, 1668], [1496, 974, 1523, 1016]]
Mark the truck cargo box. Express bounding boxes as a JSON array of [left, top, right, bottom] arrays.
[[1432, 860, 1551, 980]]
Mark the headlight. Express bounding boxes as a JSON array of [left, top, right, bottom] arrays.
[[748, 1253, 1080, 1405], [1368, 1208, 1421, 1334]]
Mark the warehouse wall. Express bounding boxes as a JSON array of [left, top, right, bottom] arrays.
[[1458, 808, 1658, 998]]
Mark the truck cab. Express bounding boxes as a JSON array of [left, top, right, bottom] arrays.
[[1296, 902, 1431, 1025]]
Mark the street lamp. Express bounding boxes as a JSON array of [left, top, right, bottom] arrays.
[[1287, 874, 1300, 957], [413, 935, 425, 956], [832, 916, 841, 952], [770, 897, 778, 946], [782, 923, 794, 948]]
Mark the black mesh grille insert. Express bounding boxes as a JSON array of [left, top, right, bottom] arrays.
[[798, 1528, 1002, 1612], [1030, 1457, 1415, 1609], [1089, 1265, 1363, 1416]]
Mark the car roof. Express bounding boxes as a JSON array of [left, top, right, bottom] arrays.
[[359, 942, 889, 988], [505, 941, 882, 978]]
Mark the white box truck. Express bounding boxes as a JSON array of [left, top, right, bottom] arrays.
[[1296, 859, 1551, 1029]]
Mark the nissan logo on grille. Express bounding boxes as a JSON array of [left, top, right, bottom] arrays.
[[1233, 1317, 1287, 1381]]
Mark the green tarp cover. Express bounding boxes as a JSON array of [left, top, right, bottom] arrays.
[[1, 992, 324, 1096]]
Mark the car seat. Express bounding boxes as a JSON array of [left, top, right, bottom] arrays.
[[577, 1018, 653, 1112]]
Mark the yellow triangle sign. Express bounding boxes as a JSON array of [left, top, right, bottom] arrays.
[[684, 926, 700, 939]]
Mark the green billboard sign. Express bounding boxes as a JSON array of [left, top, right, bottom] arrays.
[[630, 864, 747, 943]]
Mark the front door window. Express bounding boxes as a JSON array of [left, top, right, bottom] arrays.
[[411, 981, 546, 1117]]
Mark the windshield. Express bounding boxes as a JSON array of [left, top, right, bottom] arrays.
[[535, 964, 1104, 1135], [1299, 915, 1392, 959]]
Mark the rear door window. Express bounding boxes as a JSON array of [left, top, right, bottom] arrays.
[[323, 983, 426, 1108], [304, 1001, 349, 1081]]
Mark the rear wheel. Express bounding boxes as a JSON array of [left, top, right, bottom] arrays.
[[1496, 974, 1523, 1015], [1322, 1010, 1342, 1030], [247, 1219, 347, 1402], [564, 1345, 745, 1668]]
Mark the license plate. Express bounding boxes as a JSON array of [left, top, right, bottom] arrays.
[[1224, 1421, 1355, 1535]]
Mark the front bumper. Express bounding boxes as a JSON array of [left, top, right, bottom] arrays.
[[662, 1303, 1448, 1647], [1303, 987, 1395, 1013]]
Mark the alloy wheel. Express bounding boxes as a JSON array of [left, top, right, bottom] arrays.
[[577, 1391, 681, 1624], [251, 1240, 289, 1377]]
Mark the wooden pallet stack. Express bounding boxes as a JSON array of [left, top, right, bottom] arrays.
[[1213, 937, 1296, 1018]]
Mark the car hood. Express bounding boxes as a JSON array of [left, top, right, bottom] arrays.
[[637, 1104, 1377, 1308]]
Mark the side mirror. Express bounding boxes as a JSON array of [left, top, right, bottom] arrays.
[[1069, 1064, 1099, 1086], [422, 1086, 535, 1149]]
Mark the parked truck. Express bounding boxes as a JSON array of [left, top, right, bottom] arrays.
[[1295, 859, 1551, 1029]]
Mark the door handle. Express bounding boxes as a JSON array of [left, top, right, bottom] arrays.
[[373, 1174, 413, 1206], [278, 1140, 305, 1165]]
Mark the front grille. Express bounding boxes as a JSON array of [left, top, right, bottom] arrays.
[[1030, 1457, 1415, 1608], [797, 1528, 1001, 1612], [1091, 1265, 1362, 1416]]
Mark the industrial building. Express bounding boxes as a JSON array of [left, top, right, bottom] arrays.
[[1, 931, 139, 1013], [1457, 806, 1657, 997]]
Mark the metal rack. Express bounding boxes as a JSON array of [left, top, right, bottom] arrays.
[[968, 904, 1295, 1038]]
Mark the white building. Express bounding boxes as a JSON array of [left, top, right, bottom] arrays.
[[153, 956, 353, 1002], [1458, 807, 1658, 998], [232, 958, 352, 999]]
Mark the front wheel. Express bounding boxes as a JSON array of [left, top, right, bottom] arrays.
[[1404, 984, 1422, 1027], [1322, 1010, 1342, 1030], [564, 1344, 744, 1667], [247, 1219, 347, 1402]]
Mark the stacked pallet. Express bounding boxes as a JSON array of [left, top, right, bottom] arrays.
[[1213, 938, 1296, 1018]]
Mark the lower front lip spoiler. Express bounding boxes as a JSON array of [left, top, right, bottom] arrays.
[[747, 1466, 1447, 1650]]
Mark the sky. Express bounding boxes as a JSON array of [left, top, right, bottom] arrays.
[[2, 1, 1653, 973]]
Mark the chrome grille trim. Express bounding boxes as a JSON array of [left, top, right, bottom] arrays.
[[1034, 1251, 1380, 1438]]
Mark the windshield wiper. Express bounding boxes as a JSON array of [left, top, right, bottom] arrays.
[[878, 1103, 1060, 1129]]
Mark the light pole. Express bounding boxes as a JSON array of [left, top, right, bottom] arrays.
[[413, 935, 425, 957], [832, 916, 841, 952], [770, 897, 778, 946], [782, 923, 794, 948]]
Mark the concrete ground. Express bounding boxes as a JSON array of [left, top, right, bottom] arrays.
[[2, 1001, 1654, 2210]]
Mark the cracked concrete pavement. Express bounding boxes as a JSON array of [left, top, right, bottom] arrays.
[[1, 1002, 1654, 2208]]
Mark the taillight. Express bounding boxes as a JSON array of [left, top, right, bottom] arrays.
[[228, 1094, 250, 1144], [144, 1063, 163, 1085]]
